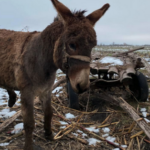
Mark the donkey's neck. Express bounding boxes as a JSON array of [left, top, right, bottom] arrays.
[[41, 21, 64, 54], [25, 21, 64, 85], [41, 20, 64, 69]]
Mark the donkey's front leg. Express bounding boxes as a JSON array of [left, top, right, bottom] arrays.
[[21, 87, 34, 150], [40, 91, 53, 140]]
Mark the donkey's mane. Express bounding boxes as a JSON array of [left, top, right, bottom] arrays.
[[73, 10, 87, 18], [53, 10, 87, 22]]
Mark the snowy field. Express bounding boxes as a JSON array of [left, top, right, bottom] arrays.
[[92, 45, 150, 54]]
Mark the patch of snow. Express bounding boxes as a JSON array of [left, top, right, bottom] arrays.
[[107, 74, 110, 78], [114, 142, 119, 146], [144, 58, 150, 62], [76, 130, 87, 138], [85, 127, 99, 133], [87, 138, 101, 146], [140, 108, 146, 112], [59, 121, 68, 125], [65, 113, 76, 119], [72, 133, 78, 137], [0, 143, 9, 146], [106, 136, 116, 143], [90, 74, 98, 79], [112, 148, 120, 150], [15, 99, 21, 106], [77, 130, 83, 133], [0, 89, 9, 99], [0, 108, 16, 118], [54, 79, 58, 84], [102, 127, 110, 133], [52, 87, 62, 93], [102, 134, 109, 137], [100, 57, 123, 66], [15, 91, 20, 96], [11, 123, 24, 134], [14, 123, 23, 129], [4, 111, 16, 118], [142, 112, 147, 117], [82, 133, 87, 138], [0, 89, 8, 103], [144, 118, 150, 123], [140, 67, 146, 70], [58, 74, 66, 77], [1, 108, 9, 113], [56, 69, 65, 77], [114, 74, 119, 79], [60, 126, 66, 129], [121, 145, 127, 148], [59, 121, 68, 129], [56, 94, 59, 97], [56, 69, 62, 74], [53, 133, 57, 136], [0, 100, 8, 106]]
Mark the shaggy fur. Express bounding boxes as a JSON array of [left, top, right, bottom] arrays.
[[0, 0, 110, 149]]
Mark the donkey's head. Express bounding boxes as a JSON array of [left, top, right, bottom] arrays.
[[52, 0, 110, 93]]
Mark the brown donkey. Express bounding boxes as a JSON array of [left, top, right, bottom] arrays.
[[0, 0, 110, 149]]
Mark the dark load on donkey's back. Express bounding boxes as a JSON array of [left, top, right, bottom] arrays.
[[0, 0, 110, 149]]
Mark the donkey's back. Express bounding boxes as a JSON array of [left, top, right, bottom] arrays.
[[0, 29, 33, 89]]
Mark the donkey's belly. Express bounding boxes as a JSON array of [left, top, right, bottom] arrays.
[[0, 55, 18, 90], [0, 75, 18, 91]]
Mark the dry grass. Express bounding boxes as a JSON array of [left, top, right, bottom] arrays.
[[0, 51, 150, 150]]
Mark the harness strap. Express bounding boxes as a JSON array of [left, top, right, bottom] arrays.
[[68, 55, 91, 63], [62, 45, 91, 73]]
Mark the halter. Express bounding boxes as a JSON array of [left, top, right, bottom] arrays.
[[62, 45, 91, 73]]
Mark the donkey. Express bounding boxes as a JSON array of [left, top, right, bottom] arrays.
[[0, 0, 110, 149]]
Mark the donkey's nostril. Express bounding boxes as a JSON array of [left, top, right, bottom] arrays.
[[76, 83, 87, 94], [77, 83, 81, 93]]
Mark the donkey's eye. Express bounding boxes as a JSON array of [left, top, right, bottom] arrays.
[[69, 43, 76, 51]]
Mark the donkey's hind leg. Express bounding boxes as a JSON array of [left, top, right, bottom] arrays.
[[39, 90, 53, 140], [7, 89, 17, 107]]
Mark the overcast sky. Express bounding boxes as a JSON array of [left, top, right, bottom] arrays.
[[0, 0, 150, 45]]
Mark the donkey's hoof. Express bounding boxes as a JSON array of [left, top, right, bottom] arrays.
[[45, 132, 54, 140], [8, 99, 16, 107], [24, 145, 34, 150], [7, 89, 17, 108]]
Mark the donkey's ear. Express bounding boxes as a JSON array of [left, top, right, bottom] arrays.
[[51, 0, 73, 25], [86, 4, 110, 26]]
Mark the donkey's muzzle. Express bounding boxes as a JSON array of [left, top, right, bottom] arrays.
[[69, 68, 90, 94]]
